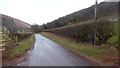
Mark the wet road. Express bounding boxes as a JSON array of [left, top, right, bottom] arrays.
[[17, 34, 91, 66]]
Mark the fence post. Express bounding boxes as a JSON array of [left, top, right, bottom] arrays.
[[2, 34, 5, 51]]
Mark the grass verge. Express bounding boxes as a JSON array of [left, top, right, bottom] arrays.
[[3, 34, 35, 62], [41, 32, 118, 66]]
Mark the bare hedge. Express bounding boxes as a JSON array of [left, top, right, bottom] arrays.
[[9, 32, 33, 43], [45, 21, 115, 45]]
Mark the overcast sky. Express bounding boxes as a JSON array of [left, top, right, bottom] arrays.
[[0, 0, 116, 25]]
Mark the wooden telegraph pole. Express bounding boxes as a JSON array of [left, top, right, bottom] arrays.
[[93, 0, 98, 46]]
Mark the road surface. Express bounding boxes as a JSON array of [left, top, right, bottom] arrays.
[[17, 34, 92, 66]]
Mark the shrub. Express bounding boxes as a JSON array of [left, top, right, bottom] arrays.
[[96, 21, 115, 44], [45, 20, 115, 45], [9, 33, 32, 43]]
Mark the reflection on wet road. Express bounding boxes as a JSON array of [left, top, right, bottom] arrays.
[[17, 34, 91, 66]]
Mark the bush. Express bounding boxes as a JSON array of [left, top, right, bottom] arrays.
[[17, 33, 32, 42], [10, 33, 32, 43], [45, 20, 115, 45], [96, 21, 115, 44]]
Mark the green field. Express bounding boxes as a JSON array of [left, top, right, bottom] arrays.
[[68, 14, 118, 26]]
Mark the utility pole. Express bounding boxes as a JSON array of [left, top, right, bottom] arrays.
[[93, 0, 98, 46]]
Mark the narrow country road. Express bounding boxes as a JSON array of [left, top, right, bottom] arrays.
[[17, 34, 92, 66]]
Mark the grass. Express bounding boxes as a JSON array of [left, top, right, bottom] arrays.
[[41, 32, 118, 65], [3, 34, 35, 61], [71, 14, 118, 26], [113, 21, 118, 34], [108, 21, 118, 49], [72, 14, 118, 30]]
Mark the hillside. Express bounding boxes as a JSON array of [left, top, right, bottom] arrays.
[[1, 14, 31, 33], [41, 2, 118, 30]]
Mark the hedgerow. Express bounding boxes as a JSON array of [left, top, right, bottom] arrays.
[[45, 20, 115, 45]]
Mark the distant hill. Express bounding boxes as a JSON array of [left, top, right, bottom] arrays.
[[1, 14, 31, 33], [42, 2, 118, 29]]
